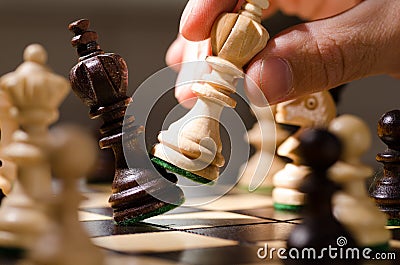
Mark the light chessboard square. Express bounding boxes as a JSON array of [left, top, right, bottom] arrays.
[[92, 231, 238, 253], [191, 194, 273, 211], [144, 211, 268, 229]]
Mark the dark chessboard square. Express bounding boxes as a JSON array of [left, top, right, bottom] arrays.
[[152, 245, 283, 265], [391, 228, 400, 241], [82, 219, 169, 238], [0, 255, 19, 265], [186, 222, 294, 243]]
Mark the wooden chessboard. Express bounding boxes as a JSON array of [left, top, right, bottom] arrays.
[[1, 184, 400, 264]]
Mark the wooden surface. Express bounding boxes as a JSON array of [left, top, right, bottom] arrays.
[[1, 182, 399, 264]]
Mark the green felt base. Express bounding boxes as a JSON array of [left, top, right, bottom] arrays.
[[274, 202, 303, 212], [150, 155, 214, 185], [116, 197, 185, 226], [0, 246, 25, 258], [387, 218, 400, 226]]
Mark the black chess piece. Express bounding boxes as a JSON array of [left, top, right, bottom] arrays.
[[68, 19, 184, 225], [0, 160, 4, 204], [0, 191, 4, 205], [370, 109, 400, 226], [329, 84, 346, 106], [286, 128, 357, 264]]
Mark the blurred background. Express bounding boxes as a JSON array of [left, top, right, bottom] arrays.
[[0, 0, 399, 172]]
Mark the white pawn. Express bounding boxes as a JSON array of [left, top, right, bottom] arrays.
[[238, 105, 289, 193], [0, 44, 69, 251], [272, 91, 336, 210], [0, 90, 18, 195], [153, 0, 271, 181], [329, 115, 391, 249], [22, 125, 105, 265]]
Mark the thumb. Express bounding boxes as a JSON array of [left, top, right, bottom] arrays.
[[246, 0, 400, 105]]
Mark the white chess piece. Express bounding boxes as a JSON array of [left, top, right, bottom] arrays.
[[329, 115, 391, 248], [273, 91, 336, 209], [0, 90, 17, 195], [238, 105, 289, 193], [153, 0, 270, 181], [23, 125, 105, 265], [0, 44, 69, 251]]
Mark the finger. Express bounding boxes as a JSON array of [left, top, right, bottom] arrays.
[[180, 0, 239, 41], [175, 39, 212, 108], [175, 88, 197, 109], [165, 34, 186, 71], [273, 0, 362, 20], [245, 0, 400, 105]]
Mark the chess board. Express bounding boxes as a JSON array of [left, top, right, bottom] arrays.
[[1, 183, 400, 265]]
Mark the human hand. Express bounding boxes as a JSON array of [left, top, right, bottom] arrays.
[[169, 0, 400, 106], [167, 0, 278, 107], [166, 34, 211, 108]]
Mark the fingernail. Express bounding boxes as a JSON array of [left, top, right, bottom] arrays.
[[246, 57, 293, 105], [179, 0, 195, 34]]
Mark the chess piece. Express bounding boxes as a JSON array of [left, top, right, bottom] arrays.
[[238, 105, 289, 193], [329, 115, 390, 250], [152, 0, 271, 183], [370, 110, 400, 226], [0, 89, 18, 198], [329, 84, 347, 106], [22, 125, 105, 265], [0, 44, 69, 253], [272, 91, 336, 210], [68, 19, 184, 225], [286, 128, 357, 259]]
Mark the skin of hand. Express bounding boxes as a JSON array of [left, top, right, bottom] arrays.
[[168, 0, 400, 106]]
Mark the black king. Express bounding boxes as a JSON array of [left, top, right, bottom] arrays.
[[68, 19, 184, 225]]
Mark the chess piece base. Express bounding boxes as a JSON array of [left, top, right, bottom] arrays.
[[273, 203, 303, 212], [109, 167, 185, 225], [116, 196, 185, 226], [151, 155, 214, 185]]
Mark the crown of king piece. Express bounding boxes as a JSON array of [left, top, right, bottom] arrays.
[[68, 19, 129, 110]]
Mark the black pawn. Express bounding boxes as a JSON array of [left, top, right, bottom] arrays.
[[370, 109, 400, 226], [286, 128, 357, 264], [0, 161, 4, 204], [68, 19, 184, 225]]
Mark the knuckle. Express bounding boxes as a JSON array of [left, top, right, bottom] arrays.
[[313, 34, 346, 89], [313, 29, 378, 88]]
